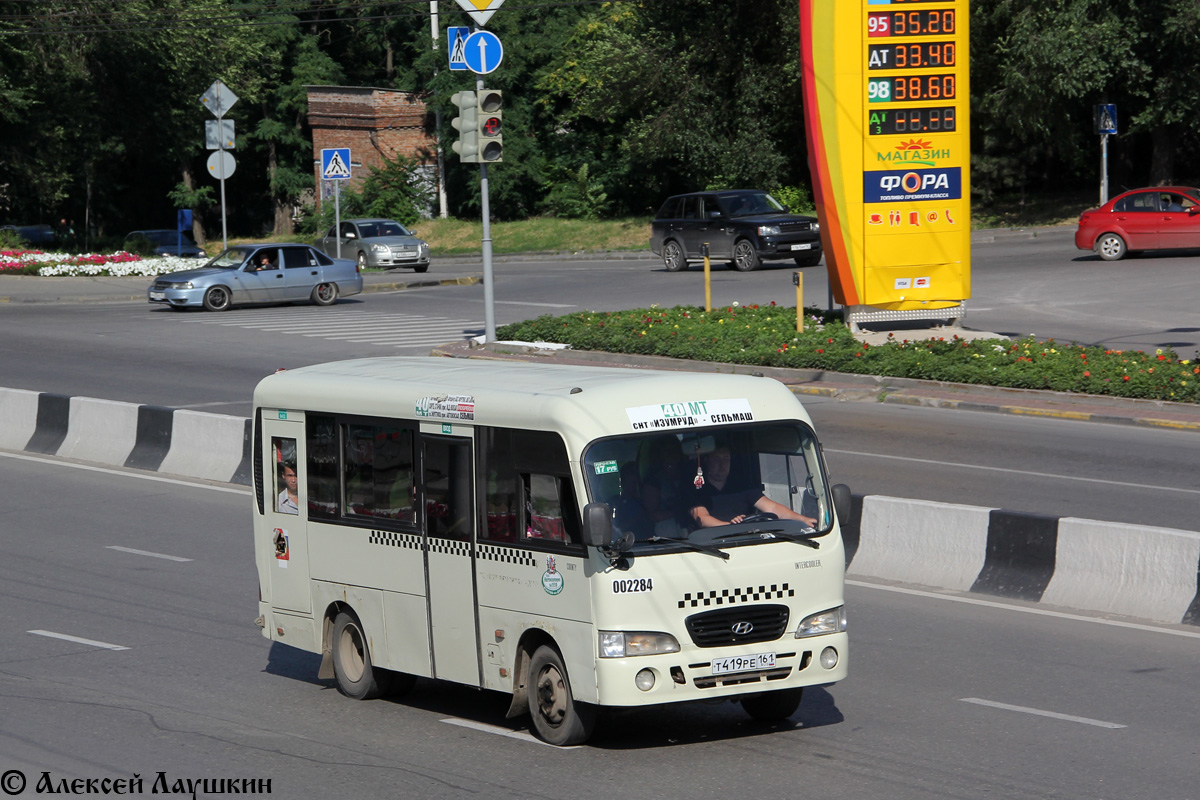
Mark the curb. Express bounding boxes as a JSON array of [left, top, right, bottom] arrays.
[[3, 381, 1197, 629]]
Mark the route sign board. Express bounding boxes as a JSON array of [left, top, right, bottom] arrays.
[[463, 30, 503, 75], [200, 79, 238, 118], [205, 119, 235, 150], [448, 26, 470, 71], [800, 0, 970, 319], [454, 0, 505, 26], [321, 148, 352, 181]]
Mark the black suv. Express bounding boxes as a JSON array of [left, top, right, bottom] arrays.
[[650, 190, 822, 271]]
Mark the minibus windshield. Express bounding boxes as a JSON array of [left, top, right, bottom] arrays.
[[582, 422, 832, 553]]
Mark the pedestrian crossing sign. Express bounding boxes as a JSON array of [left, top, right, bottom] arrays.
[[448, 26, 469, 71], [321, 148, 351, 181]]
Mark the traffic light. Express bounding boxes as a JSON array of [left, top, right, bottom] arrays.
[[450, 90, 479, 163], [476, 89, 503, 163]]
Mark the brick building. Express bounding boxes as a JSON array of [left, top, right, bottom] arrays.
[[306, 86, 437, 212]]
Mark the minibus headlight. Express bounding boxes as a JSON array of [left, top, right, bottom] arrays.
[[795, 606, 846, 638], [599, 631, 681, 658]]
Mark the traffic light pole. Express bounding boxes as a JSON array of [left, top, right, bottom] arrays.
[[478, 75, 496, 342]]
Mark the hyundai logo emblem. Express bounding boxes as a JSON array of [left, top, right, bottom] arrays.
[[731, 621, 754, 635]]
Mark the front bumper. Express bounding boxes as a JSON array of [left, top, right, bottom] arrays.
[[147, 284, 205, 307], [758, 235, 823, 260], [367, 249, 430, 268], [593, 631, 847, 707]]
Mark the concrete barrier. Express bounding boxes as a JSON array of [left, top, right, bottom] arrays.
[[0, 387, 39, 451], [2, 386, 1198, 627], [60, 396, 139, 465], [1, 387, 248, 485], [845, 496, 1200, 627], [159, 409, 248, 483], [1042, 519, 1200, 623]]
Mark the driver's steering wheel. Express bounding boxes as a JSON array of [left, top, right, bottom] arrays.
[[738, 512, 778, 524]]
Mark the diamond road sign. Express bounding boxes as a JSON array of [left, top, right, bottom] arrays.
[[454, 0, 505, 26], [200, 79, 238, 117]]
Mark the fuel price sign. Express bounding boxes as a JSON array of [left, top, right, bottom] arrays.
[[800, 0, 970, 322]]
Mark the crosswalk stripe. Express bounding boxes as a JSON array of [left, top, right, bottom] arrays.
[[182, 308, 483, 348]]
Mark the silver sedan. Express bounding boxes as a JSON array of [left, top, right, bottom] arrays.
[[316, 218, 430, 272], [147, 244, 363, 311]]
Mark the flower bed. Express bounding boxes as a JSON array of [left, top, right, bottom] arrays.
[[497, 303, 1199, 404], [0, 250, 206, 277]]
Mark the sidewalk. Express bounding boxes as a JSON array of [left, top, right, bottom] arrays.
[[431, 339, 1200, 433]]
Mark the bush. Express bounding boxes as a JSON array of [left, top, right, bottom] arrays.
[[496, 304, 1200, 404]]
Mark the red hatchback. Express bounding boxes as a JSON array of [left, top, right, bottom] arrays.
[[1075, 186, 1200, 260]]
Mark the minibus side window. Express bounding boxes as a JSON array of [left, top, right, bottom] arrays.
[[523, 474, 577, 543], [479, 427, 580, 546], [343, 423, 417, 524], [306, 415, 339, 520]]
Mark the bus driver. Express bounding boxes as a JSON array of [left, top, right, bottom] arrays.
[[689, 443, 817, 528]]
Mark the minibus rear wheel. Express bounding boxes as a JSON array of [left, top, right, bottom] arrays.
[[528, 645, 596, 746], [332, 611, 389, 700], [741, 687, 803, 722]]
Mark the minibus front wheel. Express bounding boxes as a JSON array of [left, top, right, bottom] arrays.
[[741, 687, 803, 722], [528, 645, 596, 746]]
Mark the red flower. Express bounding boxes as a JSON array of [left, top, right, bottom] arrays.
[[1123, 376, 1130, 381], [1083, 371, 1091, 377]]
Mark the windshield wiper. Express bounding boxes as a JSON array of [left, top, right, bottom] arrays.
[[646, 536, 730, 560], [716, 528, 823, 549]]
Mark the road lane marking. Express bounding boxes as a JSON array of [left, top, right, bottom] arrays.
[[463, 298, 575, 308], [960, 698, 1126, 729], [830, 449, 1200, 496], [106, 546, 193, 562], [440, 718, 579, 748], [0, 451, 250, 496], [28, 631, 129, 651], [846, 580, 1200, 640]]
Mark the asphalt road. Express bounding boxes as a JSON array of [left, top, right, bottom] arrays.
[[2, 453, 1197, 799], [1, 229, 1199, 533]]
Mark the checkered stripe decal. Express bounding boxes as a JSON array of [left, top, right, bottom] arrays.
[[678, 584, 795, 609], [477, 544, 538, 567], [368, 530, 422, 550], [428, 538, 473, 557]]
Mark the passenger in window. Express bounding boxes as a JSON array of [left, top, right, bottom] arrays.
[[256, 253, 276, 271], [277, 462, 299, 514], [689, 444, 816, 528]]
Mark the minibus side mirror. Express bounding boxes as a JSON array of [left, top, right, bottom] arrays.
[[582, 502, 614, 548], [831, 484, 852, 526]]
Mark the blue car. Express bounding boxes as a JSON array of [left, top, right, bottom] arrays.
[[147, 244, 363, 311]]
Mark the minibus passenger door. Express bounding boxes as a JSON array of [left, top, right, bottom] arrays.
[[261, 414, 311, 614], [421, 431, 481, 687]]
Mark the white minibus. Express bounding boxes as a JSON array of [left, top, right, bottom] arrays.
[[252, 357, 850, 745]]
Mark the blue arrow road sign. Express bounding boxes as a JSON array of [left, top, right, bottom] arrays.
[[448, 26, 470, 71], [463, 31, 503, 75], [321, 148, 351, 180]]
